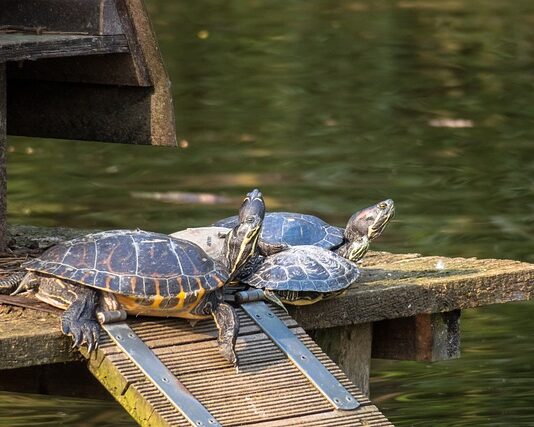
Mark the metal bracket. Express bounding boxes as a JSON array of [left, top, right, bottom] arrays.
[[239, 300, 360, 411], [100, 316, 221, 427]]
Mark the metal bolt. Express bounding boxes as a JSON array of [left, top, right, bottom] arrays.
[[115, 335, 122, 340], [162, 377, 169, 383], [300, 355, 307, 360], [334, 398, 341, 403], [128, 333, 135, 338], [346, 396, 353, 401], [255, 314, 261, 319]]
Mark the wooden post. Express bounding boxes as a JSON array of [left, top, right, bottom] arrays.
[[0, 63, 6, 253], [310, 323, 373, 396], [372, 310, 461, 361]]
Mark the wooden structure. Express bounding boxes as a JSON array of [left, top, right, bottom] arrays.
[[2, 226, 534, 426], [0, 0, 177, 251]]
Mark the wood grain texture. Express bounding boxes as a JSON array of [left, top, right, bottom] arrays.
[[0, 34, 128, 63], [291, 251, 534, 329], [0, 0, 122, 35], [83, 310, 388, 427], [310, 323, 373, 395], [372, 310, 461, 361]]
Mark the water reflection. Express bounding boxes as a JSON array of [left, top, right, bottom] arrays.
[[4, 0, 534, 425]]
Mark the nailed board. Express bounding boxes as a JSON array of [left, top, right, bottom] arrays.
[[83, 309, 392, 427]]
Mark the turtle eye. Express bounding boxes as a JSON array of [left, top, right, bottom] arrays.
[[378, 202, 387, 209], [246, 216, 255, 223]]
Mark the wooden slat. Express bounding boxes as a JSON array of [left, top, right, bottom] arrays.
[[84, 310, 388, 427], [0, 0, 122, 35], [0, 34, 129, 63]]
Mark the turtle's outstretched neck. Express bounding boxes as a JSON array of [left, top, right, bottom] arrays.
[[223, 189, 265, 282], [0, 271, 26, 294]]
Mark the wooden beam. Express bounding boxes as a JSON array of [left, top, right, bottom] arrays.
[[0, 34, 129, 63], [310, 323, 373, 396], [0, 0, 122, 35], [0, 64, 5, 253], [114, 0, 176, 146], [7, 80, 155, 145], [291, 251, 534, 329], [372, 310, 461, 361]]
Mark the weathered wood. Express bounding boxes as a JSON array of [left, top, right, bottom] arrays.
[[310, 323, 373, 396], [372, 310, 461, 361], [82, 311, 388, 427], [114, 0, 176, 146], [0, 65, 5, 253], [0, 305, 81, 370], [291, 251, 534, 329], [0, 0, 122, 36], [7, 53, 146, 87], [7, 80, 154, 145], [0, 34, 129, 63], [2, 231, 534, 371]]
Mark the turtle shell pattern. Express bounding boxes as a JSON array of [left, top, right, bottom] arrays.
[[22, 230, 227, 317], [243, 245, 359, 293], [214, 212, 344, 249]]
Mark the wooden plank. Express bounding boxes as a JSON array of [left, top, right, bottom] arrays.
[[0, 64, 5, 253], [0, 305, 81, 369], [291, 251, 534, 329], [0, 0, 122, 35], [0, 34, 129, 63], [7, 80, 154, 145], [310, 323, 373, 396], [372, 310, 461, 361], [82, 312, 387, 427], [113, 0, 176, 146]]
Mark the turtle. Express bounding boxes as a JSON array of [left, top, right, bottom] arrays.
[[0, 189, 266, 366], [213, 199, 395, 258], [173, 226, 368, 307], [240, 243, 363, 306]]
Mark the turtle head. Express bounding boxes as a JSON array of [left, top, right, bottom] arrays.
[[224, 189, 265, 281], [345, 199, 395, 241]]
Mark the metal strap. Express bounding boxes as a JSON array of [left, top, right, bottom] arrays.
[[101, 322, 221, 427], [240, 301, 360, 411]]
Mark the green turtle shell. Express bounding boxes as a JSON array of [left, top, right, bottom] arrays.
[[242, 245, 359, 293], [22, 230, 228, 299]]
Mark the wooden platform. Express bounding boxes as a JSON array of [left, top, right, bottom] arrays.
[[79, 310, 391, 427], [2, 226, 534, 425]]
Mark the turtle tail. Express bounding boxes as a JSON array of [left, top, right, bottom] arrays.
[[0, 271, 27, 294]]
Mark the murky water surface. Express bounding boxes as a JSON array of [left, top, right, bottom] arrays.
[[3, 0, 534, 425]]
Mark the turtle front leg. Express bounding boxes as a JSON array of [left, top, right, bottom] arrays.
[[210, 297, 240, 367], [58, 283, 101, 353]]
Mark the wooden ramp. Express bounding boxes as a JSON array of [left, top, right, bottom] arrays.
[[83, 308, 392, 427]]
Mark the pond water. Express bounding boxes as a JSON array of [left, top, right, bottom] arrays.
[[4, 0, 534, 425]]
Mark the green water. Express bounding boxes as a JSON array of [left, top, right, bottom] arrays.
[[4, 0, 534, 425]]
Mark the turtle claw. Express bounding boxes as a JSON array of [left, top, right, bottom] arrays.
[[263, 290, 288, 314]]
